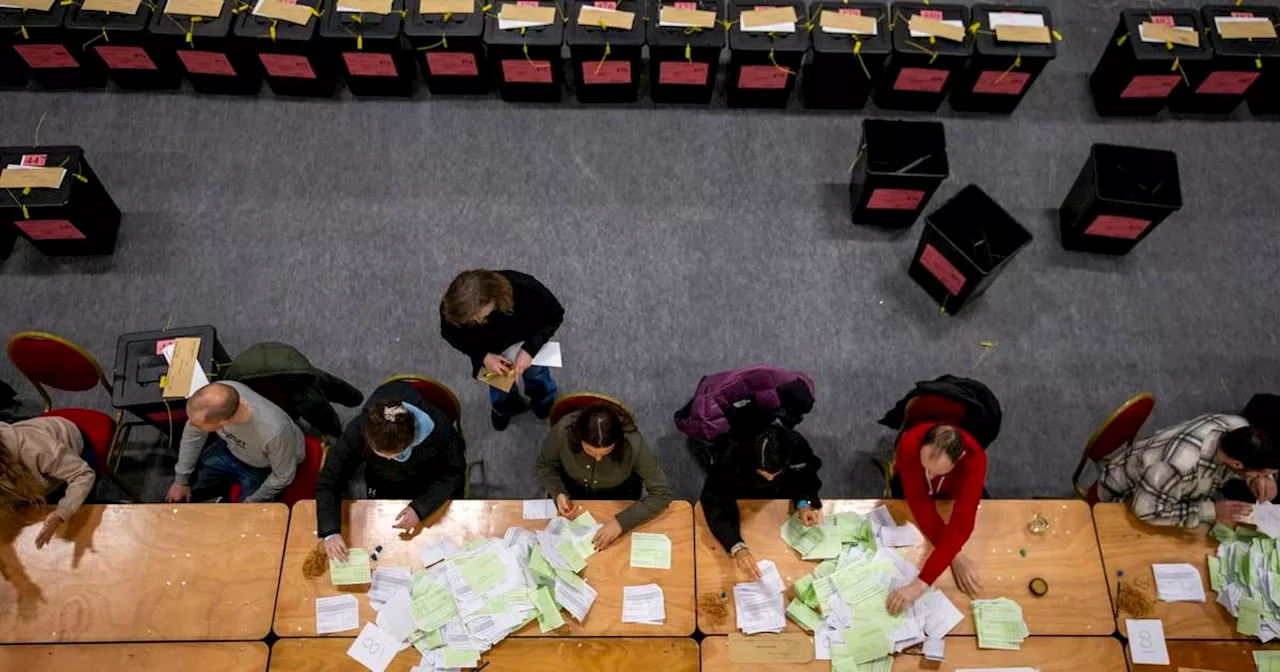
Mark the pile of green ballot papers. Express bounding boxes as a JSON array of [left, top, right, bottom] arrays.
[[971, 598, 1029, 650], [362, 513, 604, 670], [1208, 523, 1280, 641], [781, 510, 877, 561]]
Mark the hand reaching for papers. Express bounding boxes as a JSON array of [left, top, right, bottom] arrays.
[[33, 511, 63, 549], [515, 350, 534, 377], [323, 534, 349, 562], [1250, 474, 1278, 503], [798, 506, 823, 527], [483, 353, 512, 376], [1217, 499, 1255, 524], [733, 547, 762, 580], [592, 519, 622, 552], [887, 578, 928, 614], [392, 506, 421, 531], [555, 494, 582, 518], [951, 553, 983, 598]]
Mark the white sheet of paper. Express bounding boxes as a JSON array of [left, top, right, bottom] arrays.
[[555, 575, 598, 622], [1126, 619, 1170, 665], [160, 342, 211, 398], [498, 17, 551, 29], [315, 594, 360, 634], [523, 499, 557, 520], [877, 524, 921, 548], [1253, 501, 1280, 538], [866, 505, 896, 531], [622, 583, 666, 625], [420, 537, 459, 568], [501, 341, 562, 367], [346, 622, 402, 672], [375, 589, 418, 644], [910, 18, 963, 38], [741, 18, 795, 33], [369, 566, 413, 609], [918, 588, 964, 639], [734, 580, 786, 634], [1139, 23, 1196, 44], [987, 11, 1044, 29], [1152, 563, 1206, 603], [923, 638, 945, 661], [757, 559, 785, 594]]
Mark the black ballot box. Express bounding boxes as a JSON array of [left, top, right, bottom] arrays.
[[801, 1, 889, 111], [1059, 143, 1181, 256], [1241, 10, 1280, 115], [849, 119, 949, 229], [405, 0, 490, 96], [65, 0, 183, 90], [0, 222, 14, 259], [647, 0, 722, 105], [0, 146, 121, 256], [1169, 6, 1280, 116], [948, 4, 1056, 114], [872, 2, 972, 112], [567, 0, 645, 104], [148, 0, 262, 96], [725, 0, 805, 108], [909, 185, 1032, 315], [483, 0, 565, 103], [235, 0, 339, 98], [1089, 9, 1212, 117], [112, 326, 231, 430], [2, 3, 104, 90], [320, 0, 414, 97], [0, 2, 73, 88]]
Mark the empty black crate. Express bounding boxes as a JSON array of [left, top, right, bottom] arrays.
[[148, 0, 262, 96], [567, 0, 645, 103], [872, 2, 972, 112], [483, 1, 565, 103], [112, 325, 230, 430], [320, 1, 413, 97], [1059, 143, 1181, 256], [647, 0, 723, 105], [65, 1, 182, 90], [2, 4, 104, 90], [949, 4, 1056, 114], [1169, 5, 1280, 115], [235, 0, 339, 98], [1089, 9, 1211, 117], [849, 118, 948, 229], [802, 1, 889, 110], [405, 0, 490, 95], [725, 0, 805, 108], [909, 185, 1031, 315], [0, 146, 121, 256]]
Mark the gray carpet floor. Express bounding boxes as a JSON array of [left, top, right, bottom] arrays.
[[0, 0, 1277, 504]]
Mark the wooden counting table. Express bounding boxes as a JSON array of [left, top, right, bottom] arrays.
[[268, 637, 698, 671]]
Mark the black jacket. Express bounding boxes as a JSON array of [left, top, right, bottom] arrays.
[[439, 270, 564, 377], [877, 374, 1003, 448], [225, 341, 364, 437], [314, 382, 466, 538], [699, 426, 823, 553]]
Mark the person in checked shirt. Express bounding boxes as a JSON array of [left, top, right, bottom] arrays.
[[1098, 413, 1278, 527]]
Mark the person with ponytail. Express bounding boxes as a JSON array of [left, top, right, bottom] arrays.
[[536, 403, 672, 551], [315, 382, 466, 561], [0, 416, 96, 549]]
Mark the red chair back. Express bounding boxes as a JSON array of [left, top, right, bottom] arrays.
[[379, 375, 464, 438], [1073, 393, 1155, 499], [43, 407, 115, 477], [280, 435, 325, 507], [7, 331, 110, 411], [548, 393, 632, 426], [901, 394, 967, 429]]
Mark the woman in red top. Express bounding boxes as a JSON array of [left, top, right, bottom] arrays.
[[887, 422, 988, 613]]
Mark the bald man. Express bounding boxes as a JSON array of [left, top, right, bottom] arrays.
[[165, 381, 305, 503]]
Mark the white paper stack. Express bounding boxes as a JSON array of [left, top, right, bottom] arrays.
[[734, 581, 786, 634], [369, 566, 413, 610], [1152, 563, 1207, 603], [315, 594, 360, 634], [622, 584, 665, 625]]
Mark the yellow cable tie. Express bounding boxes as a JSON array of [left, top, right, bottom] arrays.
[[854, 39, 861, 55], [1014, 53, 1021, 68], [684, 43, 691, 61], [1257, 57, 1263, 69], [520, 26, 526, 35], [1052, 29, 1063, 41], [186, 30, 193, 43], [21, 204, 29, 219], [928, 35, 935, 45], [309, 6, 320, 16], [442, 34, 448, 48], [22, 187, 30, 196], [270, 20, 277, 40], [854, 44, 869, 79], [443, 10, 451, 20], [352, 13, 363, 23], [767, 48, 792, 75], [594, 42, 609, 74], [357, 33, 363, 49], [102, 27, 108, 42], [73, 173, 88, 183], [968, 21, 979, 34], [1117, 33, 1128, 46], [480, 2, 490, 10], [20, 25, 28, 39]]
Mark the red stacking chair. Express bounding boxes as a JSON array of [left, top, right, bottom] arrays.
[[880, 394, 970, 497], [1074, 393, 1156, 505], [548, 392, 634, 427], [229, 434, 325, 506]]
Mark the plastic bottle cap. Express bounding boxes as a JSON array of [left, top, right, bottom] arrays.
[[1029, 578, 1048, 596]]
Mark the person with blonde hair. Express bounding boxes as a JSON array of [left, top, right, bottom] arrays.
[[0, 416, 95, 549], [440, 269, 564, 431]]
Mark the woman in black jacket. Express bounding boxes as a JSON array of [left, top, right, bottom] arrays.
[[316, 382, 465, 560]]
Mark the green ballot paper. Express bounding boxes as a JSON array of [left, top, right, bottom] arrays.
[[572, 532, 598, 561], [1255, 650, 1280, 672], [456, 549, 508, 593], [533, 585, 565, 632], [556, 537, 588, 572], [786, 597, 824, 632], [1207, 556, 1224, 592], [529, 546, 555, 582], [569, 511, 599, 532], [329, 548, 372, 585], [410, 580, 459, 632], [793, 574, 819, 610], [845, 623, 891, 664], [441, 646, 480, 668], [630, 532, 672, 569], [1238, 596, 1264, 635]]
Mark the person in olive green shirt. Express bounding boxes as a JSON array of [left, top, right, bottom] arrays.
[[537, 403, 673, 551]]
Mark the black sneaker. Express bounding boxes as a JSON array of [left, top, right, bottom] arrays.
[[491, 411, 512, 431], [532, 400, 555, 420]]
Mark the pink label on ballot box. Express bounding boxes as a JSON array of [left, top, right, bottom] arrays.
[[674, 1, 695, 8], [21, 155, 46, 167], [894, 67, 949, 93], [593, 1, 616, 8], [659, 60, 708, 85], [178, 50, 237, 76], [920, 243, 966, 296], [738, 64, 788, 89], [582, 61, 631, 85], [501, 59, 553, 83], [972, 70, 1030, 95], [1197, 71, 1259, 95], [95, 45, 157, 70], [14, 44, 79, 69], [838, 8, 859, 14], [259, 53, 317, 79], [344, 52, 398, 77], [1232, 11, 1254, 17], [1085, 214, 1152, 240], [516, 1, 540, 5], [1120, 74, 1180, 99], [1150, 14, 1174, 26], [919, 9, 942, 20], [16, 219, 85, 241], [155, 339, 176, 355], [866, 188, 926, 211], [426, 52, 479, 77]]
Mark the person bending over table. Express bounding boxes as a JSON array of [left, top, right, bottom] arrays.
[[316, 382, 466, 561], [440, 269, 564, 431], [887, 423, 987, 613], [1098, 413, 1277, 527], [0, 416, 95, 549], [537, 403, 673, 551], [166, 381, 305, 504], [700, 423, 823, 580]]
